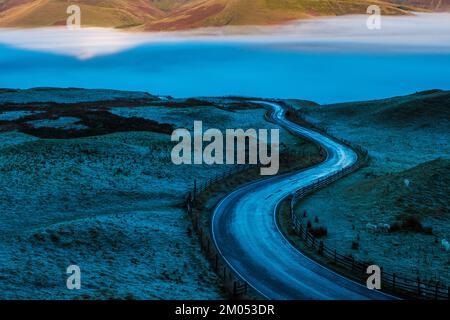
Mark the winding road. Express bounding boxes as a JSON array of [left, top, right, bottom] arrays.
[[211, 101, 394, 300]]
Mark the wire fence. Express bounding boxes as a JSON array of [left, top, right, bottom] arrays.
[[184, 164, 257, 298], [290, 200, 449, 300], [183, 149, 319, 298], [286, 133, 449, 300]]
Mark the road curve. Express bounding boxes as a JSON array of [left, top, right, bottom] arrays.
[[211, 101, 394, 300]]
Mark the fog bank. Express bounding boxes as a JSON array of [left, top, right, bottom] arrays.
[[0, 13, 449, 59]]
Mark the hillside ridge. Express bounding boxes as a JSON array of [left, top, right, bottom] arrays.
[[0, 0, 441, 30]]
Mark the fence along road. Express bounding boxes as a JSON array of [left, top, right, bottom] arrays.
[[211, 101, 395, 300]]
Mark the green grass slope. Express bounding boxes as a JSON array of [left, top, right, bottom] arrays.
[[0, 0, 165, 28], [0, 0, 428, 30], [144, 0, 421, 30], [316, 90, 450, 130]]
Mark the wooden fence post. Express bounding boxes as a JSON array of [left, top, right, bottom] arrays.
[[393, 273, 396, 290], [290, 197, 294, 216], [215, 254, 218, 271], [417, 277, 421, 296], [380, 266, 384, 288], [319, 241, 324, 256], [434, 282, 439, 300], [196, 213, 200, 231], [193, 179, 197, 203], [192, 214, 197, 231]]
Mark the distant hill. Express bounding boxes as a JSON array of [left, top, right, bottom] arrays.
[[0, 0, 165, 28], [318, 89, 450, 130], [388, 0, 450, 10], [0, 0, 436, 30], [347, 157, 449, 223]]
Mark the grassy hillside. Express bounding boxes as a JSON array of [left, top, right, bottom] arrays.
[[389, 0, 450, 10], [0, 0, 165, 28], [0, 88, 320, 299], [0, 0, 427, 30], [314, 89, 450, 130], [347, 158, 449, 223], [290, 89, 449, 285], [145, 0, 418, 30], [295, 158, 449, 285]]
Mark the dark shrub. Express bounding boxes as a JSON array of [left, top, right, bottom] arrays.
[[33, 233, 46, 242], [390, 222, 402, 232], [310, 226, 328, 238], [390, 216, 433, 235], [50, 233, 60, 243], [314, 216, 319, 223], [402, 215, 424, 232], [423, 226, 433, 235], [351, 241, 360, 250]]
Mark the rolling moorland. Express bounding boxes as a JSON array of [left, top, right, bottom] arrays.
[[288, 89, 449, 285], [0, 88, 318, 299], [0, 0, 448, 30], [0, 87, 448, 298]]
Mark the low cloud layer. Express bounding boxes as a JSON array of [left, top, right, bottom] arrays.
[[0, 13, 449, 59]]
